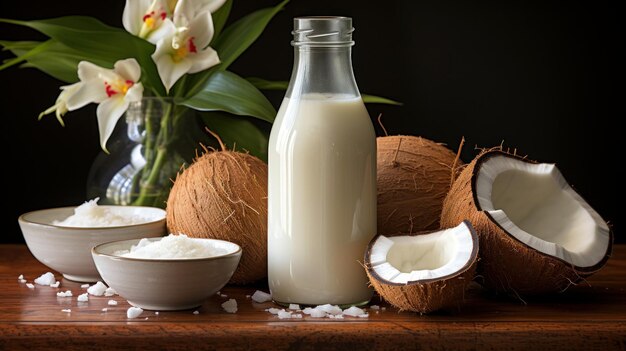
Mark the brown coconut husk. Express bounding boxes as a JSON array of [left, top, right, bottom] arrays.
[[166, 136, 268, 284], [440, 150, 612, 296], [377, 136, 464, 236], [364, 221, 479, 314]]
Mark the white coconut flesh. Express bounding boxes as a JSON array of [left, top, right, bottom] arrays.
[[369, 222, 475, 284], [475, 155, 610, 268]]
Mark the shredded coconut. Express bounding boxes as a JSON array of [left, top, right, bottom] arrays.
[[56, 290, 73, 297], [54, 198, 154, 227], [127, 307, 143, 319], [34, 272, 56, 286], [87, 281, 108, 296], [114, 234, 228, 259], [251, 290, 272, 303], [221, 299, 237, 313]]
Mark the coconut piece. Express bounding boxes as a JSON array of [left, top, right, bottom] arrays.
[[77, 293, 89, 302], [61, 309, 71, 313], [342, 306, 368, 317], [34, 272, 56, 286], [127, 307, 143, 319], [19, 279, 27, 284], [266, 308, 281, 315], [277, 310, 292, 319], [365, 221, 478, 313], [104, 287, 117, 297], [50, 281, 60, 288], [377, 136, 462, 235], [221, 299, 238, 313], [370, 305, 380, 310], [251, 290, 272, 303], [26, 283, 35, 289], [441, 150, 612, 295], [302, 307, 326, 318], [101, 308, 108, 312], [166, 149, 268, 284], [81, 284, 89, 288], [316, 304, 342, 315], [17, 274, 23, 280], [87, 281, 108, 296], [288, 303, 300, 310], [108, 300, 118, 306], [57, 290, 73, 297], [193, 310, 200, 315]]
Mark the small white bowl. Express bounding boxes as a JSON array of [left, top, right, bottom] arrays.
[[18, 206, 166, 282], [92, 237, 242, 310]]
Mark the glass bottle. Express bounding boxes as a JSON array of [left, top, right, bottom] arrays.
[[268, 17, 377, 306]]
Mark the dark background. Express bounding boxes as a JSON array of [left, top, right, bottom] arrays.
[[0, 0, 623, 243]]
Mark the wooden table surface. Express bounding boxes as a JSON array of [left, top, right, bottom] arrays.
[[0, 244, 624, 350]]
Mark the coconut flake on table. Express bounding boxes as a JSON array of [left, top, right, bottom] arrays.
[[127, 307, 143, 319], [193, 310, 200, 315], [370, 305, 380, 310], [302, 307, 327, 318], [61, 309, 71, 313], [288, 304, 300, 310], [265, 308, 281, 315], [114, 234, 228, 259], [87, 281, 108, 296], [18, 274, 23, 280], [26, 283, 35, 289], [108, 300, 118, 306], [50, 281, 60, 288], [56, 290, 72, 297], [251, 290, 272, 303], [104, 287, 117, 296], [77, 293, 89, 302], [221, 299, 237, 313], [101, 308, 108, 312], [277, 310, 293, 319], [81, 284, 90, 289], [34, 272, 56, 286], [19, 279, 27, 284], [342, 306, 368, 318]]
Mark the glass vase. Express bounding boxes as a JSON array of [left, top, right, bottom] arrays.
[[86, 97, 195, 208]]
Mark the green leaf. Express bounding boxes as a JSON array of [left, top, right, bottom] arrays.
[[246, 77, 288, 90], [0, 16, 165, 95], [212, 0, 288, 70], [211, 0, 232, 41], [361, 94, 403, 105], [0, 40, 53, 71], [184, 0, 288, 97], [181, 70, 276, 122], [199, 111, 270, 162], [1, 39, 111, 82]]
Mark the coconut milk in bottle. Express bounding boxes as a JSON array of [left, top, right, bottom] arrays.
[[268, 17, 376, 306]]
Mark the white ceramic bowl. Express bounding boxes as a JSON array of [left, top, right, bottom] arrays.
[[18, 206, 166, 282], [92, 237, 242, 310]]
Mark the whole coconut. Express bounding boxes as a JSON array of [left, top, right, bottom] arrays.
[[377, 136, 462, 236], [166, 150, 268, 284]]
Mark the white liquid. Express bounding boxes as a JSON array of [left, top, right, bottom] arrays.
[[268, 93, 377, 305]]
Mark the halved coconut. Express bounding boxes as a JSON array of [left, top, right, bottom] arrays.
[[441, 150, 612, 295], [365, 221, 478, 313]]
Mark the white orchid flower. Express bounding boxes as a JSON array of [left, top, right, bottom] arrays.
[[39, 82, 83, 126], [166, 0, 226, 14], [152, 0, 220, 92], [123, 0, 176, 44], [65, 59, 144, 152]]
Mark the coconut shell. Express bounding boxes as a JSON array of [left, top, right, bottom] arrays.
[[440, 150, 612, 295], [377, 136, 462, 236], [166, 151, 268, 284], [364, 221, 478, 314]]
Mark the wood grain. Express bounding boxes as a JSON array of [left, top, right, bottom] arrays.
[[0, 244, 625, 350]]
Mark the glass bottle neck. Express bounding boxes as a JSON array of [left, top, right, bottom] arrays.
[[286, 46, 360, 99]]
